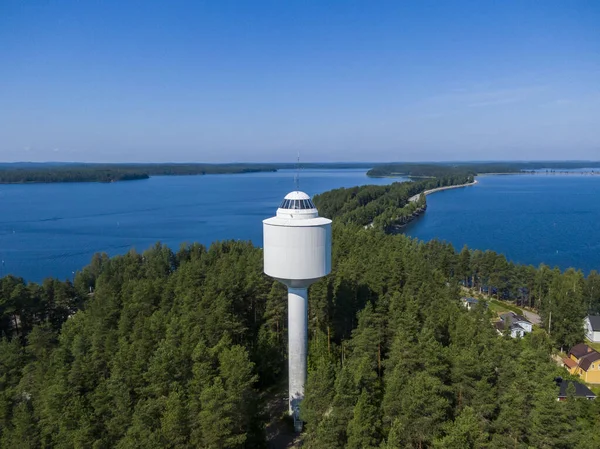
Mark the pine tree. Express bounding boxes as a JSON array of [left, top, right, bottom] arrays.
[[345, 389, 381, 449], [458, 246, 472, 286], [2, 400, 39, 449], [434, 406, 489, 449], [160, 387, 190, 448], [529, 381, 568, 448], [301, 331, 337, 427], [387, 371, 451, 448]]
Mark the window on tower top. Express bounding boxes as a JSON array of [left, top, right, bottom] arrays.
[[279, 198, 317, 209]]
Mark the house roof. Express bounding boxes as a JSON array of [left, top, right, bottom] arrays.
[[462, 297, 478, 304], [588, 315, 600, 331], [569, 343, 594, 359], [494, 320, 525, 334], [579, 351, 600, 372], [512, 314, 530, 323], [510, 323, 525, 332], [557, 379, 597, 399], [500, 312, 531, 326], [562, 358, 578, 369]]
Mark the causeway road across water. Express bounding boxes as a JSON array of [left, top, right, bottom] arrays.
[[409, 179, 479, 203]]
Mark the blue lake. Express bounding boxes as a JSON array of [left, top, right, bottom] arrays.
[[405, 174, 600, 274], [0, 169, 394, 281], [1, 170, 599, 281]]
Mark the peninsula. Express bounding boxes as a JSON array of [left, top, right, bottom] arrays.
[[408, 179, 478, 203]]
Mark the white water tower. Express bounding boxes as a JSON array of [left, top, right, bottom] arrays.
[[263, 191, 332, 421]]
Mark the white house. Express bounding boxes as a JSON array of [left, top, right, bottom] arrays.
[[585, 315, 600, 343], [496, 312, 533, 338], [461, 297, 479, 311]]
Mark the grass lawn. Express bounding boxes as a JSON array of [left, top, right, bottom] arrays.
[[587, 341, 600, 352], [487, 300, 510, 314], [588, 385, 600, 396], [488, 299, 524, 315], [462, 287, 525, 316]]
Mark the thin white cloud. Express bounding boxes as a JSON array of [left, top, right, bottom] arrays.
[[423, 85, 548, 108], [468, 97, 521, 108]]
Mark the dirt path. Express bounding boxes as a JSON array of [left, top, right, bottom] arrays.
[[521, 309, 541, 325], [264, 384, 303, 448]]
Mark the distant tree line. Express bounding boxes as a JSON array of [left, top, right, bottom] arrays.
[[0, 168, 150, 183], [367, 161, 600, 178], [0, 164, 281, 184], [0, 162, 385, 184], [3, 161, 598, 184]]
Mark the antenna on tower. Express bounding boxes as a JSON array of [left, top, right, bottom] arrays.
[[294, 152, 301, 191]]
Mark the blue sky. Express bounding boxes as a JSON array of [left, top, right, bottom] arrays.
[[1, 0, 599, 163]]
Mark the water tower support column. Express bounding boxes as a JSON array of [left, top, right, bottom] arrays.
[[288, 287, 308, 414]]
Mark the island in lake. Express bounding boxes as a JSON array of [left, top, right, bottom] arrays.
[[0, 162, 378, 184]]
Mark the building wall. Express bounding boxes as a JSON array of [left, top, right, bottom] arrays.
[[511, 329, 523, 338], [586, 330, 600, 343], [584, 318, 600, 342], [518, 321, 533, 333], [581, 365, 600, 384]]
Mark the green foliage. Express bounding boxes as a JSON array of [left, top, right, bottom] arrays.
[[0, 241, 271, 447], [1, 175, 599, 448], [366, 161, 600, 178], [313, 175, 472, 230], [433, 406, 488, 449], [299, 226, 599, 448], [0, 163, 280, 184]]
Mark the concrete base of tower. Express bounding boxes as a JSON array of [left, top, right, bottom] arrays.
[[287, 287, 308, 424]]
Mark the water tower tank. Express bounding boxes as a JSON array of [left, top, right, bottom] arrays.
[[263, 191, 332, 422]]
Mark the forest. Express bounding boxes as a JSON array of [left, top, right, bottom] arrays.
[[313, 174, 474, 230], [367, 161, 600, 178], [1, 177, 600, 447], [0, 162, 378, 184], [0, 164, 277, 184]]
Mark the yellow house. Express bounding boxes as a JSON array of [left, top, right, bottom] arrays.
[[567, 344, 600, 384]]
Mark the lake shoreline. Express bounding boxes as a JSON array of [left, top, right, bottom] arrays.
[[385, 179, 479, 233], [372, 180, 479, 233], [404, 174, 600, 274], [408, 179, 479, 203]]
